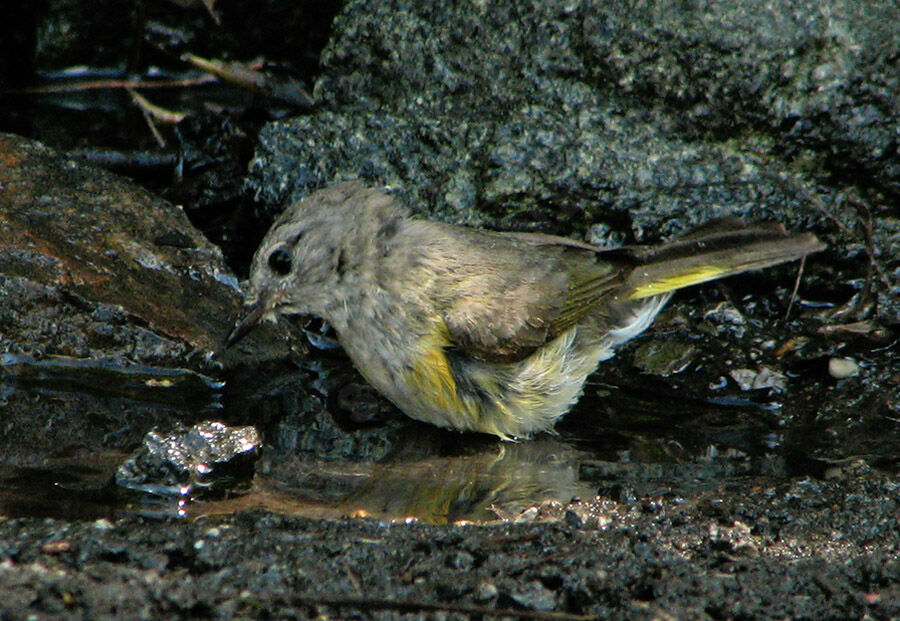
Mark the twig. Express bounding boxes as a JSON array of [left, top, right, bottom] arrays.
[[181, 53, 313, 106], [803, 188, 856, 238], [67, 148, 177, 170], [342, 560, 364, 596], [127, 88, 188, 125], [780, 175, 896, 319], [854, 197, 893, 291], [127, 88, 188, 147], [168, 0, 221, 24], [783, 256, 806, 322], [4, 75, 217, 95], [806, 191, 893, 293], [140, 108, 166, 147]]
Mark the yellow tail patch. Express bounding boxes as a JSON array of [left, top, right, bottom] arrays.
[[627, 265, 728, 299]]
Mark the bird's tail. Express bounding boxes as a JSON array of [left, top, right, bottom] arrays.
[[615, 219, 825, 300]]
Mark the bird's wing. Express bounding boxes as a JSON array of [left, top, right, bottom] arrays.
[[439, 232, 629, 362]]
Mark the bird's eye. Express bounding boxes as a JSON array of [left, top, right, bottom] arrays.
[[267, 247, 293, 276]]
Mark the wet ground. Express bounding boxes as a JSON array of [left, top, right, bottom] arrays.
[[1, 460, 898, 619], [1, 297, 898, 618]]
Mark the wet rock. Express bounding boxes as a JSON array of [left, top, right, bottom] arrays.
[[0, 133, 244, 364], [0, 134, 298, 473], [632, 340, 697, 376], [474, 580, 498, 601], [336, 382, 394, 425], [444, 550, 474, 570], [828, 357, 860, 379], [706, 521, 760, 558], [703, 301, 747, 337], [1, 353, 223, 407], [563, 508, 583, 529], [116, 421, 261, 502], [506, 579, 558, 612], [730, 366, 789, 392]]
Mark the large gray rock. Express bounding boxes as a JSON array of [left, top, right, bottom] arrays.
[[247, 0, 898, 321]]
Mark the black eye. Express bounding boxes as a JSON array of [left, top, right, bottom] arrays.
[[267, 247, 293, 276]]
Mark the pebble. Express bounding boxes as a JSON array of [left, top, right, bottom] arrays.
[[828, 357, 860, 379], [474, 581, 498, 601]]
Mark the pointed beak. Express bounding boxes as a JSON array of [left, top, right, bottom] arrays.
[[225, 299, 269, 348]]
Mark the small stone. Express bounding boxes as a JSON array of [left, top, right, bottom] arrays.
[[514, 507, 540, 522], [704, 301, 747, 337], [445, 550, 474, 570], [563, 509, 583, 529], [115, 421, 261, 499], [632, 340, 696, 376], [510, 580, 557, 611], [729, 367, 788, 392], [474, 581, 498, 601], [823, 465, 844, 480], [828, 357, 860, 379]]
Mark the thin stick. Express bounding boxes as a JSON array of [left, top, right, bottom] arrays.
[[4, 75, 217, 95], [140, 108, 166, 148], [783, 256, 806, 322], [127, 88, 188, 125], [342, 560, 363, 595]]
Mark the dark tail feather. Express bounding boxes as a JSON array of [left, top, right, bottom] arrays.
[[617, 221, 824, 300]]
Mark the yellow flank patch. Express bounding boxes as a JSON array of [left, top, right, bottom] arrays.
[[408, 343, 464, 413], [628, 265, 728, 299]]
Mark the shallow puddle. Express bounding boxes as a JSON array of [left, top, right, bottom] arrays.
[[5, 351, 880, 524]]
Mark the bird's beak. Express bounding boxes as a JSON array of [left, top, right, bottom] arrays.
[[225, 298, 269, 347]]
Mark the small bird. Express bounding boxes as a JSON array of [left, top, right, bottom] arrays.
[[227, 182, 824, 439]]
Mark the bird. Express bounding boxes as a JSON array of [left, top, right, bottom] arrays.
[[227, 181, 824, 439]]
